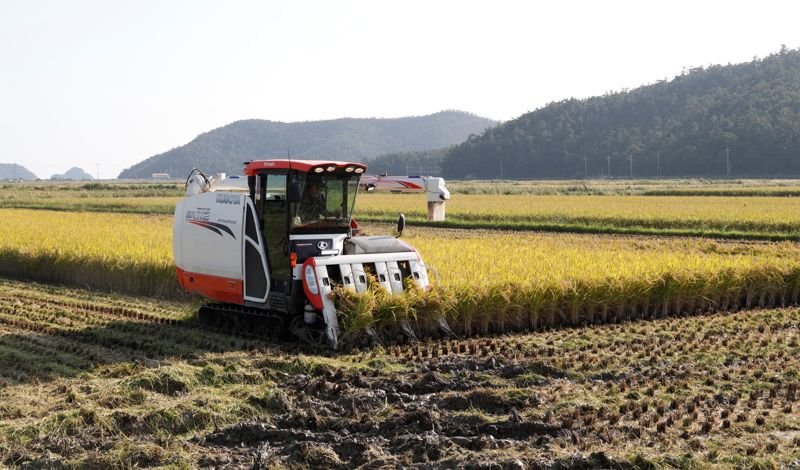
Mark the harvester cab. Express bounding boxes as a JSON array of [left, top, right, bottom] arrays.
[[172, 160, 432, 348]]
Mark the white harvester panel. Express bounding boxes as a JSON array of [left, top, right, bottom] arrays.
[[339, 264, 354, 290], [351, 263, 368, 293], [174, 192, 245, 280], [386, 261, 404, 293], [409, 259, 430, 288], [374, 262, 393, 292]]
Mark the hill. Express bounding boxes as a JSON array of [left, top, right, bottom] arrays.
[[119, 111, 496, 179], [51, 167, 94, 180], [364, 148, 447, 175], [0, 163, 37, 180], [442, 47, 800, 179]]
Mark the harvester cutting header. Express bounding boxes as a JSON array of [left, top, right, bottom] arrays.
[[173, 159, 443, 348]]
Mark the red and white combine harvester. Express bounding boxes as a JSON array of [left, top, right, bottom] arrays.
[[173, 160, 449, 348], [359, 174, 450, 221]]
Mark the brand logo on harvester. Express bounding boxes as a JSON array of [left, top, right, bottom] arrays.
[[186, 210, 236, 238], [317, 241, 329, 250], [216, 194, 241, 205], [188, 219, 236, 238]]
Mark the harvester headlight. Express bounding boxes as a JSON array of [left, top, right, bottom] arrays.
[[345, 166, 355, 173], [326, 166, 336, 172], [354, 167, 364, 173], [304, 265, 319, 295], [314, 167, 325, 173]]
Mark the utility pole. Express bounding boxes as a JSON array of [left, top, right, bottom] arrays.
[[726, 146, 730, 178], [656, 152, 660, 178], [405, 161, 409, 176], [499, 160, 504, 179], [11, 162, 15, 181], [96, 163, 100, 180], [629, 154, 633, 178], [584, 153, 587, 179], [607, 155, 611, 178]]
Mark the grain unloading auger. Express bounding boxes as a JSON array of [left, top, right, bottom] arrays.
[[173, 159, 451, 348]]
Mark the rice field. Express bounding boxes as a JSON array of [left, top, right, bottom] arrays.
[[5, 181, 800, 239], [1, 279, 799, 468], [3, 180, 800, 466], [2, 208, 800, 339], [444, 178, 800, 196], [339, 228, 800, 339], [355, 193, 800, 239], [0, 209, 176, 298]]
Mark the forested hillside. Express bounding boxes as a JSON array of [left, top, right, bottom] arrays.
[[119, 111, 495, 179], [443, 47, 800, 179], [51, 167, 94, 180], [0, 163, 37, 180], [365, 148, 447, 175]]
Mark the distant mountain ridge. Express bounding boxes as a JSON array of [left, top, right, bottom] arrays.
[[443, 47, 800, 179], [51, 167, 94, 180], [365, 148, 447, 175], [0, 163, 37, 180], [119, 110, 496, 179]]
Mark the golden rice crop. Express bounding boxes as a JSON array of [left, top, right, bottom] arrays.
[[443, 178, 800, 195], [0, 196, 177, 214], [355, 193, 800, 236], [0, 209, 176, 298], [409, 229, 800, 332], [4, 187, 800, 238], [2, 208, 799, 337]]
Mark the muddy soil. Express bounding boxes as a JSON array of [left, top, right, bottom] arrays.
[[195, 353, 636, 470]]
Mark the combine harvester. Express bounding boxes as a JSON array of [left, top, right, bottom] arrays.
[[360, 173, 450, 221], [173, 160, 450, 348]]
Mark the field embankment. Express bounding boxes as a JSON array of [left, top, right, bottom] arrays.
[[1, 279, 798, 468]]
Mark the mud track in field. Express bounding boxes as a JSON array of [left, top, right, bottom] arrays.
[[194, 352, 625, 470], [194, 321, 800, 469], [3, 279, 800, 468]]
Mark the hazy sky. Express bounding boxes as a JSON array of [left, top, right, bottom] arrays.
[[2, 0, 799, 179]]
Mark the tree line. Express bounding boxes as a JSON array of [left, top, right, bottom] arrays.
[[442, 47, 800, 179]]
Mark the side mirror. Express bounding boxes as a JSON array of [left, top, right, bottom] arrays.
[[288, 181, 303, 203], [396, 213, 405, 238]]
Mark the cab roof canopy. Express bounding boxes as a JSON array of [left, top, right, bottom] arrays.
[[243, 159, 368, 175]]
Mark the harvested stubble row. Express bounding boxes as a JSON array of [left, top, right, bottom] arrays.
[[1, 209, 799, 338], [3, 278, 800, 467]]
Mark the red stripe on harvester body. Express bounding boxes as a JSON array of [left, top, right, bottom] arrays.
[[386, 180, 423, 190], [176, 267, 243, 304]]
